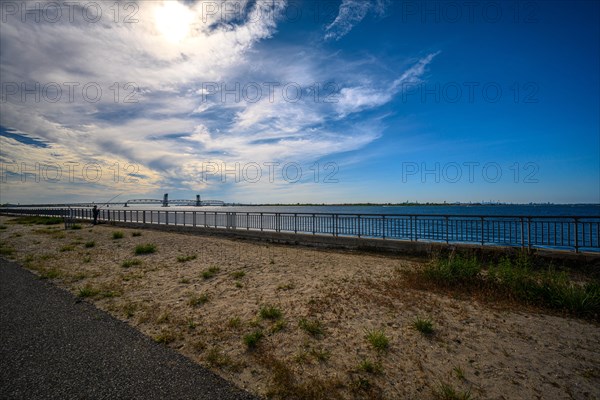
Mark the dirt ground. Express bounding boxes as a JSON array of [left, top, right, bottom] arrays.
[[1, 216, 598, 399]]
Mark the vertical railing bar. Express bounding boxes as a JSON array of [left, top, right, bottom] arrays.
[[574, 217, 579, 253]]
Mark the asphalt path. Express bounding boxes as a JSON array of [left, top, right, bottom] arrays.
[[0, 257, 258, 400]]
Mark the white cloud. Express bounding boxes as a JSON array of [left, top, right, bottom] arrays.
[[0, 0, 437, 202], [334, 52, 439, 116], [325, 0, 388, 41]]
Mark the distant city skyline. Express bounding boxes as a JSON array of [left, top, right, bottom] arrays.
[[1, 0, 599, 204]]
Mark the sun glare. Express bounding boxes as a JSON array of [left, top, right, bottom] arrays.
[[154, 1, 193, 43]]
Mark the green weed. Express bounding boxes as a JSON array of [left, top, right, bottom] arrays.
[[365, 328, 389, 351], [135, 243, 156, 255]]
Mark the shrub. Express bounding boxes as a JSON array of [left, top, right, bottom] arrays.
[[424, 255, 481, 286]]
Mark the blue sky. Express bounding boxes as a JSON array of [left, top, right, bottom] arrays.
[[0, 0, 598, 204]]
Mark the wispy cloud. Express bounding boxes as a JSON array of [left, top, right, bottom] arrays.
[[325, 0, 388, 41]]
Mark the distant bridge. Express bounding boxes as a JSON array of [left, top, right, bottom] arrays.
[[124, 199, 224, 207], [124, 194, 224, 207]]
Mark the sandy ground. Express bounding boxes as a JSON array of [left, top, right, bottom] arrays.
[[0, 216, 598, 399]]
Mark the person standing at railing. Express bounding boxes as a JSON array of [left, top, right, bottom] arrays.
[[92, 205, 99, 225]]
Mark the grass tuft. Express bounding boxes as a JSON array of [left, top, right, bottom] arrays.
[[112, 231, 124, 239], [365, 328, 389, 351], [121, 259, 142, 268], [453, 366, 465, 380], [243, 330, 264, 349], [202, 266, 220, 279], [39, 268, 61, 280], [413, 317, 435, 335], [135, 243, 156, 255], [259, 305, 283, 320], [78, 285, 100, 298], [228, 317, 242, 329], [299, 318, 324, 337], [205, 347, 232, 368], [154, 329, 177, 344], [132, 231, 142, 237], [84, 241, 95, 248], [177, 255, 197, 263], [0, 245, 15, 256], [433, 382, 472, 400], [188, 293, 209, 306], [230, 270, 246, 279], [357, 359, 383, 374], [270, 319, 287, 334]]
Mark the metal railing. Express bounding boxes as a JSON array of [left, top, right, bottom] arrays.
[[2, 208, 599, 253]]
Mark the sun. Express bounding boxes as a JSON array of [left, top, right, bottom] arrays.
[[154, 1, 193, 43]]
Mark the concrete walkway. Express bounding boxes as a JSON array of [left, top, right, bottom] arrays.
[[0, 258, 257, 400]]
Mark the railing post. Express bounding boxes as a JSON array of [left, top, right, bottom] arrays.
[[480, 217, 484, 246], [357, 215, 361, 238], [193, 211, 196, 227], [294, 213, 297, 234], [520, 217, 524, 249], [335, 214, 338, 237], [574, 217, 579, 253], [260, 213, 263, 231], [445, 216, 449, 244], [414, 216, 418, 241], [165, 211, 169, 225], [381, 215, 385, 239], [527, 217, 531, 250], [312, 214, 316, 235]]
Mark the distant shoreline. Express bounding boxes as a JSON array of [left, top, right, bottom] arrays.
[[2, 202, 599, 208]]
